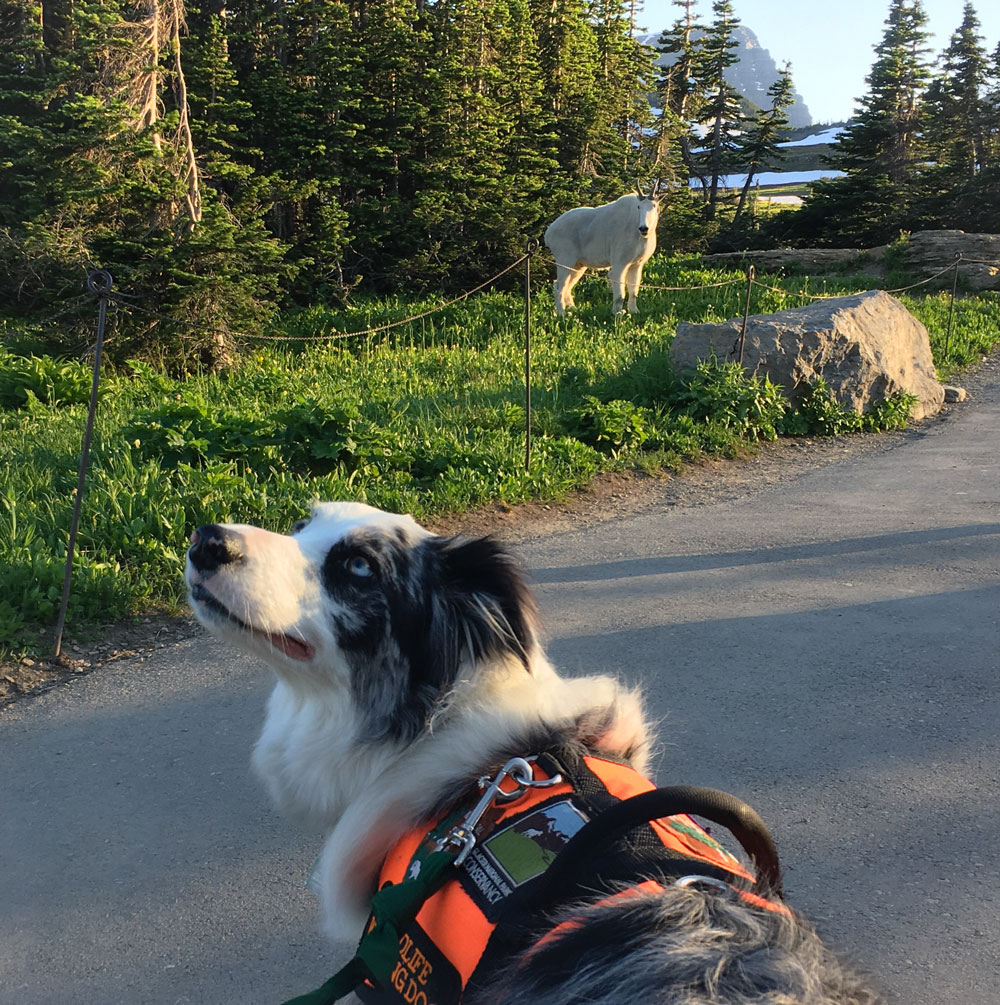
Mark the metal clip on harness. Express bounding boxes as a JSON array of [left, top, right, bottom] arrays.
[[439, 757, 563, 866]]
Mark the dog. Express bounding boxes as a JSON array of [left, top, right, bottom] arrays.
[[186, 501, 881, 1004]]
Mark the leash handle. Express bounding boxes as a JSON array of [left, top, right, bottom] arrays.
[[532, 785, 784, 898]]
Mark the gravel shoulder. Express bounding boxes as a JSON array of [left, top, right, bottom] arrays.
[[4, 348, 997, 707]]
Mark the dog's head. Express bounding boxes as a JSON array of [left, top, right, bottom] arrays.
[[186, 501, 539, 742]]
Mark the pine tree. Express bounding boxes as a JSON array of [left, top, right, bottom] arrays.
[[227, 0, 360, 298], [699, 0, 744, 219], [987, 42, 1000, 166], [0, 0, 144, 316], [835, 0, 932, 183], [0, 0, 290, 365], [531, 0, 603, 184], [923, 2, 989, 179], [501, 0, 562, 214], [786, 0, 933, 246], [654, 0, 706, 189], [588, 0, 654, 181], [731, 63, 795, 228], [986, 42, 1000, 167], [402, 0, 518, 282]]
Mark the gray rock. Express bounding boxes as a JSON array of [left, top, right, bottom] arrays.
[[702, 248, 863, 271], [702, 230, 1000, 291], [900, 231, 1000, 291], [944, 385, 967, 403], [670, 290, 945, 420]]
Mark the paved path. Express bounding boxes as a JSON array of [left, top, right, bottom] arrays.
[[3, 369, 998, 1004]]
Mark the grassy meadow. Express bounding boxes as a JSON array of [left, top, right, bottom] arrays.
[[2, 255, 999, 656]]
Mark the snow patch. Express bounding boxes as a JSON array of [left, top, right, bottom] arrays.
[[689, 169, 845, 189], [778, 127, 844, 147]]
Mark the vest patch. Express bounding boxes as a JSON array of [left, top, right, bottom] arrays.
[[484, 798, 589, 885], [459, 797, 589, 919]]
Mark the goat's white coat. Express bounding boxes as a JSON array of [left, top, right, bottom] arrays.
[[544, 192, 660, 315]]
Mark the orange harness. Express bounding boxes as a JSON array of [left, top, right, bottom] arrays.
[[354, 751, 786, 1005]]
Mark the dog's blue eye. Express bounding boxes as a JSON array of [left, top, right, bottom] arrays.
[[346, 555, 373, 578], [291, 518, 310, 534]]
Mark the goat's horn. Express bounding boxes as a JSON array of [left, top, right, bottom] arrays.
[[636, 180, 649, 198]]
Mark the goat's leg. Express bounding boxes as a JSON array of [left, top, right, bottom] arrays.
[[554, 265, 586, 315], [564, 266, 586, 309], [552, 276, 564, 316], [553, 265, 574, 316], [609, 263, 627, 315], [625, 261, 644, 314]]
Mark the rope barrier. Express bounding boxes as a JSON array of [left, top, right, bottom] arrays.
[[747, 260, 964, 303], [250, 255, 530, 342], [643, 278, 745, 292], [951, 255, 1000, 267], [536, 248, 746, 293], [9, 247, 999, 354], [103, 256, 530, 345], [0, 294, 94, 345]]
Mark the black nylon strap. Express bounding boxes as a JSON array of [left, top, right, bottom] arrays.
[[466, 757, 778, 999], [532, 785, 784, 899]]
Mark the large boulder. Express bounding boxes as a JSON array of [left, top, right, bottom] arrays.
[[875, 230, 1000, 291], [702, 230, 1000, 290], [670, 290, 945, 420], [702, 248, 864, 271]]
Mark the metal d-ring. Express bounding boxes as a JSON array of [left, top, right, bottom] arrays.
[[674, 874, 735, 897]]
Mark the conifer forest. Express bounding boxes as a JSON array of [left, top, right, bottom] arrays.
[[2, 0, 1000, 361]]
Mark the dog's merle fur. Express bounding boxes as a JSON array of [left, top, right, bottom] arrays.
[[186, 501, 881, 1005]]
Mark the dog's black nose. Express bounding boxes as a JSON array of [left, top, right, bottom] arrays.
[[189, 524, 243, 572]]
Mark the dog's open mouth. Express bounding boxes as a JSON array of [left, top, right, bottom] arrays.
[[189, 584, 316, 661]]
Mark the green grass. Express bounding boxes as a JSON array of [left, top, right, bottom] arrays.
[[2, 257, 998, 655], [755, 183, 810, 199]]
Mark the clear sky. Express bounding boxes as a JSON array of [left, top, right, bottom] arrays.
[[637, 0, 1000, 125]]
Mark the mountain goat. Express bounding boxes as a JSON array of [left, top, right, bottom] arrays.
[[545, 181, 661, 316]]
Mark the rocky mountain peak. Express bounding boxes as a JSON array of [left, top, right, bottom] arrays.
[[638, 25, 812, 128]]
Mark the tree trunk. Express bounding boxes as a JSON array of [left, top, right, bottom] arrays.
[[170, 3, 202, 232]]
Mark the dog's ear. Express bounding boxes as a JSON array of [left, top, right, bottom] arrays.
[[427, 535, 539, 677]]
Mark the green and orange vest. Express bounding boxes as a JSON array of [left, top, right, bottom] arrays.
[[354, 749, 785, 1005]]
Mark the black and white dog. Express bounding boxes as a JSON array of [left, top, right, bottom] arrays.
[[186, 501, 880, 1004]]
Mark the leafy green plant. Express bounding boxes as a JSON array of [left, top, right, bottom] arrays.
[[123, 394, 271, 468], [674, 359, 787, 441], [881, 230, 912, 272], [568, 396, 653, 455], [780, 378, 862, 436], [0, 352, 94, 410], [865, 391, 918, 431], [122, 391, 385, 475], [780, 379, 917, 435]]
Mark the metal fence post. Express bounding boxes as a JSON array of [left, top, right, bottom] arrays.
[[737, 263, 755, 365], [524, 239, 538, 472], [53, 270, 113, 659], [945, 253, 961, 359]]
